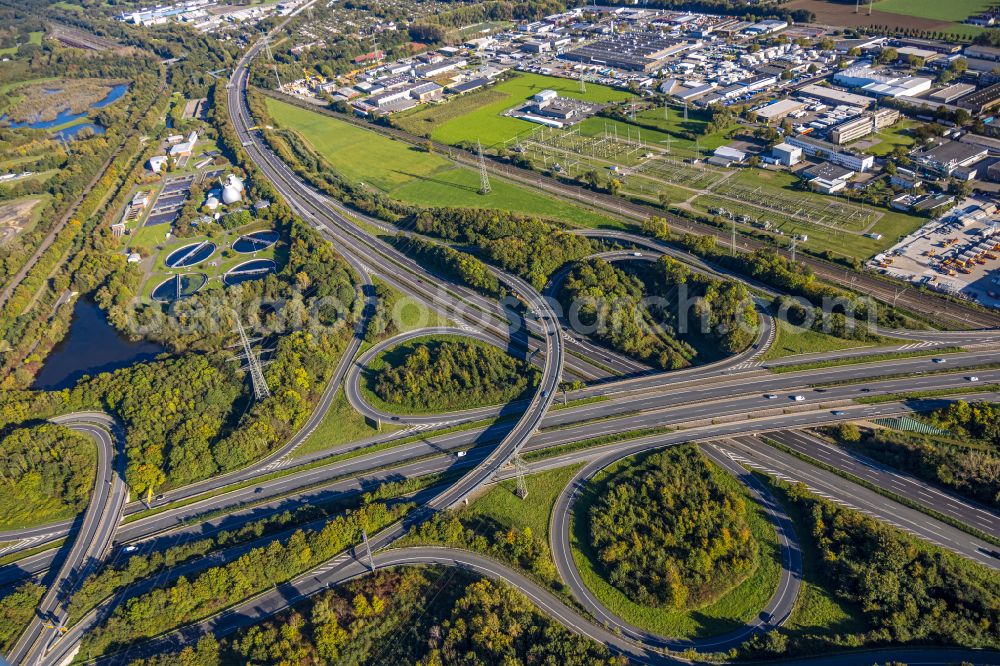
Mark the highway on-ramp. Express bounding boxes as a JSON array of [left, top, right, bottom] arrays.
[[5, 413, 125, 666]]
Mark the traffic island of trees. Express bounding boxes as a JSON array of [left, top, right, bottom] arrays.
[[394, 235, 503, 298], [823, 402, 1000, 510], [0, 423, 97, 529], [372, 337, 540, 412], [742, 479, 1000, 659], [589, 445, 759, 610], [132, 569, 626, 666], [411, 208, 593, 290], [558, 256, 757, 370]]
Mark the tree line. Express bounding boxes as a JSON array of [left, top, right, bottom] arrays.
[[828, 402, 999, 509], [131, 568, 626, 666], [411, 208, 593, 290], [79, 501, 410, 659]]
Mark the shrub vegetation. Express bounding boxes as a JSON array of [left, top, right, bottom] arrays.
[[589, 445, 758, 609]]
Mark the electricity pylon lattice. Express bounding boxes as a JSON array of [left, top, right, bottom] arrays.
[[514, 454, 529, 499], [477, 139, 491, 195], [236, 314, 270, 401]]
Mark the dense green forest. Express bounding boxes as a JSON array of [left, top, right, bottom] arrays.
[[559, 256, 756, 370], [395, 235, 503, 298], [825, 402, 1000, 509], [373, 338, 539, 412], [745, 480, 1000, 658], [412, 208, 593, 289], [589, 445, 758, 609], [0, 423, 96, 528], [130, 569, 625, 666]]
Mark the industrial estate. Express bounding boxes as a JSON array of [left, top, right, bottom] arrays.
[[1, 0, 1000, 665]]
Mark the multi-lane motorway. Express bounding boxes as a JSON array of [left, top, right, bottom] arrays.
[[4, 23, 1000, 665]]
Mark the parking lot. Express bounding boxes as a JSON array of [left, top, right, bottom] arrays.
[[872, 200, 1000, 310]]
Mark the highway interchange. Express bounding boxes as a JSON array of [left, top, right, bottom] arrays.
[[4, 21, 1000, 666]]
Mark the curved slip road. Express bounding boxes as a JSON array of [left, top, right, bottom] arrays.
[[550, 439, 802, 653], [67, 545, 1000, 666], [6, 413, 126, 666]]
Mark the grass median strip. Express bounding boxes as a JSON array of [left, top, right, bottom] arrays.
[[0, 538, 66, 567], [855, 384, 1000, 404], [769, 347, 964, 374]]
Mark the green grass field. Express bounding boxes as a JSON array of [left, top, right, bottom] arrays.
[[266, 97, 622, 228], [863, 120, 916, 157], [466, 465, 582, 541], [569, 451, 781, 639], [0, 31, 43, 56], [294, 388, 397, 458], [761, 320, 878, 361], [418, 72, 632, 148], [872, 0, 993, 22]]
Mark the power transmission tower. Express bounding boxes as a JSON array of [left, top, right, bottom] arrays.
[[579, 74, 586, 94], [263, 36, 283, 91], [514, 454, 529, 499], [790, 236, 799, 263], [361, 526, 375, 572], [477, 139, 491, 194], [684, 100, 689, 121], [235, 314, 271, 401], [731, 217, 737, 255]]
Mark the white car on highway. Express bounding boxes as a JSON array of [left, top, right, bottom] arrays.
[[967, 376, 980, 382], [790, 395, 806, 401], [764, 394, 778, 400]]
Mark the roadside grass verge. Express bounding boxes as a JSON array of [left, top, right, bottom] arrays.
[[761, 320, 878, 361], [770, 346, 964, 373], [855, 384, 1000, 404], [294, 388, 398, 458]]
